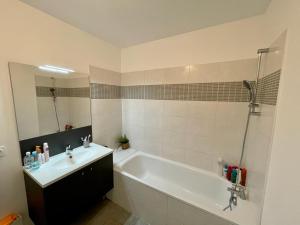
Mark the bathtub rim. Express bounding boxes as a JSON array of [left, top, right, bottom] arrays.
[[113, 150, 260, 225]]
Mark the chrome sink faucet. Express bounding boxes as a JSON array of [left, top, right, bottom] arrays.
[[81, 134, 91, 148], [65, 145, 72, 156]]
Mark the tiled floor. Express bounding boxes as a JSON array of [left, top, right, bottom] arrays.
[[71, 199, 131, 225]]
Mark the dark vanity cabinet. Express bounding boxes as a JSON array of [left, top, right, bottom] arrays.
[[24, 154, 113, 225]]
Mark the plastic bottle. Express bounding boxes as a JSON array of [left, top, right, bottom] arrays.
[[217, 157, 223, 176], [38, 153, 43, 164], [31, 151, 40, 170], [43, 143, 50, 162], [223, 164, 228, 178], [231, 169, 238, 183], [23, 152, 32, 169], [41, 153, 45, 164]]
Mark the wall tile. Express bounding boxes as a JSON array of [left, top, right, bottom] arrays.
[[164, 66, 189, 84], [122, 71, 145, 86], [185, 150, 214, 171], [188, 58, 257, 83], [145, 68, 166, 85], [89, 66, 121, 85], [163, 101, 188, 117]]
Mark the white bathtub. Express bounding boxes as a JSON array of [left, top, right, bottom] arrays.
[[108, 150, 260, 225]]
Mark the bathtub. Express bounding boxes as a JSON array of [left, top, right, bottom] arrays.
[[108, 150, 260, 225]]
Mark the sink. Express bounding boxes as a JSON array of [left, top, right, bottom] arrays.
[[50, 149, 97, 170], [51, 157, 77, 170], [23, 143, 114, 188]]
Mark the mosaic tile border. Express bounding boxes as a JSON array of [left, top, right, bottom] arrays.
[[90, 70, 281, 105], [257, 70, 281, 105], [36, 86, 90, 98], [90, 83, 121, 99]]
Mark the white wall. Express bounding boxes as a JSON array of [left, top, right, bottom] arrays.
[[261, 0, 300, 225], [121, 15, 266, 72], [0, 0, 120, 222]]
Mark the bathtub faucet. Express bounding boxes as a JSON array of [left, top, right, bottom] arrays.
[[223, 184, 247, 211]]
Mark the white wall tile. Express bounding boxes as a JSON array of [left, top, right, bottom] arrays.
[[164, 66, 189, 84], [163, 101, 188, 117], [145, 69, 166, 85], [90, 65, 121, 85], [122, 71, 145, 86], [189, 59, 257, 83], [185, 150, 214, 171], [92, 99, 122, 149]]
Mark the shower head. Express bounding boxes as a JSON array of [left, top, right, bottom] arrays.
[[243, 80, 255, 102], [49, 88, 56, 98]]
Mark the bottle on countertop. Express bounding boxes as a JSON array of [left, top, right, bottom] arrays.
[[23, 152, 32, 169], [35, 146, 42, 153], [31, 151, 40, 170], [231, 169, 238, 183], [38, 153, 44, 164], [217, 157, 223, 176], [223, 164, 228, 178], [43, 143, 50, 162]]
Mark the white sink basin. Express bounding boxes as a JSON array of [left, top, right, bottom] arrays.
[[51, 149, 97, 170]]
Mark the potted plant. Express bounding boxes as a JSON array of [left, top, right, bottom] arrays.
[[118, 134, 130, 150]]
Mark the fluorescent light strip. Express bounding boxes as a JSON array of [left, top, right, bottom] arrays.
[[44, 65, 74, 73], [38, 65, 74, 74]]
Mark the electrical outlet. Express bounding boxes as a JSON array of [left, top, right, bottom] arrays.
[[0, 145, 6, 157]]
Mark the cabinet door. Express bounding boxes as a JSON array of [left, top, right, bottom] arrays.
[[44, 167, 88, 224], [86, 154, 113, 201]]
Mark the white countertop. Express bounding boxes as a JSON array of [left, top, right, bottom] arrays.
[[23, 143, 113, 188]]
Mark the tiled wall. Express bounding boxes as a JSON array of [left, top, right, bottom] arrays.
[[90, 83, 121, 99], [90, 66, 122, 149], [120, 58, 282, 170], [121, 71, 280, 105], [36, 86, 90, 98]]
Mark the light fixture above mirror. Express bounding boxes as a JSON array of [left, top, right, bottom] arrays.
[[38, 65, 74, 74]]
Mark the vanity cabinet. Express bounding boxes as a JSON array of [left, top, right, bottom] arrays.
[[24, 154, 113, 225]]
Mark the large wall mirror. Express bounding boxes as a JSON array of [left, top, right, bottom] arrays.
[[9, 62, 91, 140]]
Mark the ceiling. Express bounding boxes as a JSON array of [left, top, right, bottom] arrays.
[[20, 0, 271, 47]]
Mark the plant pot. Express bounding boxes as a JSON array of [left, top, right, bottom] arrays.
[[121, 143, 130, 150]]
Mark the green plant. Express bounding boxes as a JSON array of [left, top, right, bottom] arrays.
[[118, 134, 129, 144]]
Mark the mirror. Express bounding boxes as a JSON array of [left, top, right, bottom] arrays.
[[9, 62, 91, 140]]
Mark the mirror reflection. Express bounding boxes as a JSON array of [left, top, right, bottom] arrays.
[[9, 62, 91, 140]]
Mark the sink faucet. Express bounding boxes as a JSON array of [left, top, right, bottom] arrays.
[[65, 145, 72, 156], [223, 184, 247, 211], [81, 134, 91, 148]]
